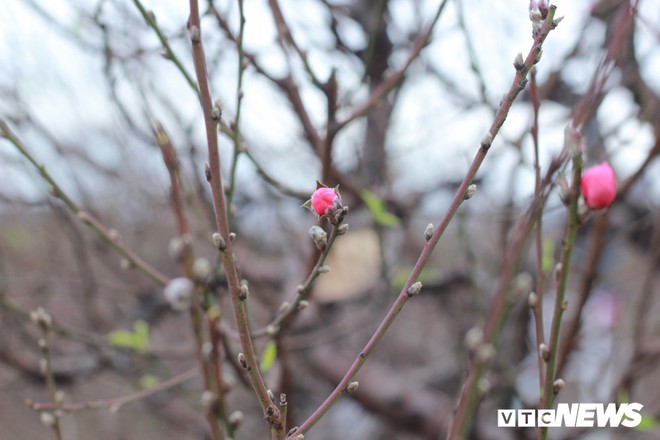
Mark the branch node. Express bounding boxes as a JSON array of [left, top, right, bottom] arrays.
[[424, 223, 434, 242], [189, 25, 201, 44], [406, 281, 423, 297], [345, 381, 359, 394], [553, 378, 565, 395], [464, 184, 477, 200], [239, 280, 249, 301], [212, 232, 226, 251], [237, 353, 250, 371], [480, 132, 493, 151]]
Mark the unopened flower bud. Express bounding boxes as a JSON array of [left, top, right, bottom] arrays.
[[189, 25, 200, 43], [238, 353, 249, 370], [528, 291, 538, 308], [481, 132, 493, 150], [168, 237, 184, 260], [539, 343, 550, 362], [406, 281, 423, 297], [201, 390, 218, 410], [345, 381, 359, 394], [512, 272, 533, 296], [211, 100, 222, 121], [556, 175, 570, 204], [318, 265, 331, 274], [464, 184, 477, 200], [40, 412, 56, 428], [513, 52, 525, 72], [228, 410, 243, 428], [297, 300, 309, 310], [30, 307, 52, 330], [338, 224, 350, 235], [580, 162, 617, 210], [464, 327, 483, 351], [529, 6, 543, 23], [193, 258, 211, 282], [212, 232, 226, 251], [239, 281, 249, 301], [305, 185, 342, 218], [475, 344, 495, 363], [553, 378, 565, 395], [164, 277, 194, 311], [424, 223, 434, 242], [204, 162, 211, 181], [309, 226, 328, 250]]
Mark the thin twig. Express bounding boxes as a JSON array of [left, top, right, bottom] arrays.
[[32, 309, 63, 440], [131, 0, 200, 97], [154, 123, 224, 440], [292, 8, 560, 439], [540, 137, 583, 440], [444, 7, 561, 438], [187, 2, 283, 437], [529, 66, 547, 422], [226, 0, 247, 225], [0, 120, 170, 287], [333, 0, 450, 133], [254, 223, 342, 338], [266, 0, 323, 89], [27, 367, 197, 413]]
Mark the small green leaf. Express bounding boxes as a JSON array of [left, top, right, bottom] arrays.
[[617, 389, 629, 405], [139, 374, 159, 389], [107, 331, 135, 348], [542, 237, 555, 272], [107, 320, 149, 353], [133, 320, 149, 352], [260, 341, 277, 373], [360, 190, 400, 227], [634, 414, 657, 431]]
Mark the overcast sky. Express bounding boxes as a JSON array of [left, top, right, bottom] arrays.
[[1, 0, 659, 205]]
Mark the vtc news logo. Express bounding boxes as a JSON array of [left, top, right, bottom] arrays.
[[497, 403, 644, 428]]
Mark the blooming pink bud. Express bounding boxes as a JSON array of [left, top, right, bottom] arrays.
[[311, 187, 339, 217], [580, 162, 617, 209]]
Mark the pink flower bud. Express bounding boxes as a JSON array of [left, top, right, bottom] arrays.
[[311, 187, 339, 217], [580, 162, 617, 209]]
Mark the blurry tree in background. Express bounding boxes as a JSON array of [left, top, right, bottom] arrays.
[[0, 0, 659, 439]]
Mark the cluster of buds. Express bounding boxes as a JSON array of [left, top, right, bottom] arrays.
[[529, 0, 549, 35], [302, 182, 346, 225]]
